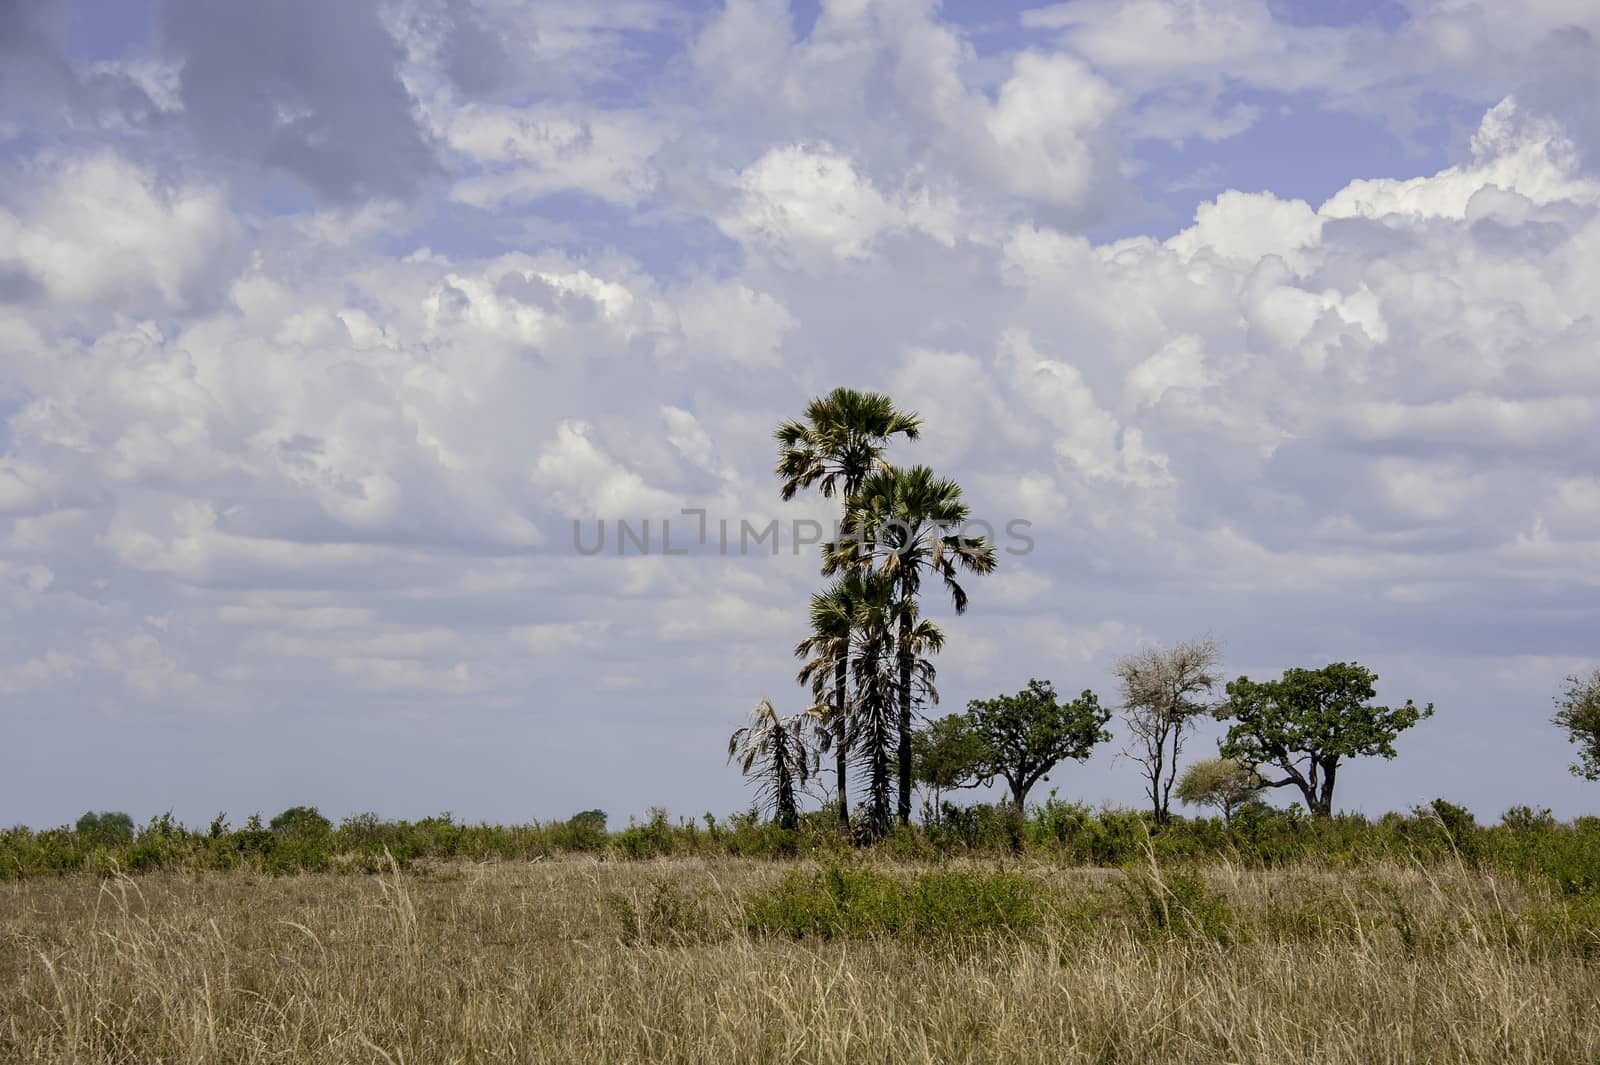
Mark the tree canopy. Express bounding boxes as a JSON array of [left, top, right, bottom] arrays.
[[965, 679, 1111, 811], [1219, 662, 1433, 817], [1553, 667, 1600, 781], [1174, 757, 1263, 824]]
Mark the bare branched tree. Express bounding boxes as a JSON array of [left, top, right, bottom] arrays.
[[1115, 636, 1224, 824]]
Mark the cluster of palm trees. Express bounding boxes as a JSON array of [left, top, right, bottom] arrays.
[[727, 388, 996, 839]]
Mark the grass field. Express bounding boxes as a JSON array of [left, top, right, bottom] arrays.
[[4, 854, 1599, 1064]]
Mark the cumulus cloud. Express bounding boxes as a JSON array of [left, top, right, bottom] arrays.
[[0, 152, 243, 317]]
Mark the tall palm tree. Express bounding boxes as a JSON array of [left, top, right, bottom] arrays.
[[841, 578, 944, 838], [828, 465, 996, 825], [727, 699, 821, 831], [776, 388, 920, 829], [794, 576, 864, 833]]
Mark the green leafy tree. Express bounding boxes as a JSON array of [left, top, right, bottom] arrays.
[[728, 699, 822, 830], [270, 806, 333, 838], [1219, 662, 1433, 817], [828, 465, 996, 826], [75, 811, 134, 844], [965, 679, 1112, 811], [911, 713, 986, 822], [1553, 667, 1600, 780], [1114, 636, 1224, 824], [1175, 757, 1263, 825], [776, 388, 921, 830]]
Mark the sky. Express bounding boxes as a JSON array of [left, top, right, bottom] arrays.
[[3, 0, 1599, 830]]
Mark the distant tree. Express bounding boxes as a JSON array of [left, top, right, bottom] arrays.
[[75, 811, 134, 844], [1552, 667, 1600, 781], [1114, 637, 1224, 825], [728, 699, 822, 830], [1175, 757, 1263, 825], [910, 713, 986, 822], [965, 679, 1111, 811], [1219, 662, 1433, 817], [270, 806, 332, 838]]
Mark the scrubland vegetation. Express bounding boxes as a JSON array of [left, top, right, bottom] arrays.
[[5, 837, 1600, 1064], [5, 803, 1600, 1062]]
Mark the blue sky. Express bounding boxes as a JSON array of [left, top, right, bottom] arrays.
[[3, 0, 1600, 829]]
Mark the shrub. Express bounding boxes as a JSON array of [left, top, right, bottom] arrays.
[[1118, 866, 1239, 944], [746, 863, 1043, 942]]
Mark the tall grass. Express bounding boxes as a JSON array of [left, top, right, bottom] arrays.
[[3, 856, 1600, 1063]]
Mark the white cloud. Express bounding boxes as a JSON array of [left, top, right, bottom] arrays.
[[717, 143, 963, 261], [0, 151, 243, 316]]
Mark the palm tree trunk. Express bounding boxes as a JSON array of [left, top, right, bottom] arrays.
[[863, 647, 891, 838], [834, 657, 850, 834], [896, 606, 913, 827]]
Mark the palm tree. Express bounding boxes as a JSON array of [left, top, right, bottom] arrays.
[[828, 465, 996, 825], [727, 699, 820, 831], [774, 388, 922, 504], [794, 576, 864, 834], [840, 579, 943, 838], [776, 388, 920, 829]]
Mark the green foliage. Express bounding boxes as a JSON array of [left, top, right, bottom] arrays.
[[6, 802, 1600, 905], [269, 805, 333, 838], [1220, 662, 1433, 816], [746, 862, 1043, 941], [965, 679, 1112, 809], [74, 811, 134, 844], [1175, 757, 1263, 823], [911, 713, 987, 813], [606, 877, 725, 946], [1118, 866, 1239, 944], [773, 387, 922, 504], [1552, 668, 1600, 781]]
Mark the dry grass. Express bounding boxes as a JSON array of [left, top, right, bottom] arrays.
[[3, 856, 1598, 1064]]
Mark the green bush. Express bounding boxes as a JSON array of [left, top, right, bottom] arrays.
[[746, 863, 1044, 942], [1118, 866, 1239, 944]]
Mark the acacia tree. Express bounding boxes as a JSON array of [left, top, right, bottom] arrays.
[[966, 679, 1112, 811], [1114, 637, 1223, 825], [1175, 757, 1263, 825], [1218, 662, 1433, 817], [727, 699, 822, 830], [828, 465, 995, 826], [1553, 667, 1600, 780], [776, 389, 921, 830]]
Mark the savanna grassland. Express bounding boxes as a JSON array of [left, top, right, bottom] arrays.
[[5, 845, 1600, 1065]]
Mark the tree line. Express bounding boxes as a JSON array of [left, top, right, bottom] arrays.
[[730, 388, 1600, 830]]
